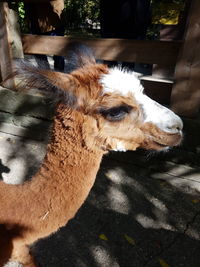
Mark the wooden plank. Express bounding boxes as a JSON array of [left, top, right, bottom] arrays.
[[171, 0, 200, 117], [0, 3, 23, 89], [140, 75, 173, 84], [0, 86, 55, 119], [0, 122, 50, 141], [22, 34, 181, 66], [0, 111, 51, 129], [6, 5, 24, 59], [0, 2, 14, 87]]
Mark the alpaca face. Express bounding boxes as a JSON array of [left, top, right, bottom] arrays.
[[70, 64, 183, 152], [95, 67, 183, 151], [13, 50, 183, 152]]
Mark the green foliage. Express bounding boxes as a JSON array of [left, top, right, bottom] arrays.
[[15, 0, 186, 37], [12, 1, 29, 33], [15, 0, 100, 35], [64, 0, 100, 30], [17, 2, 28, 32], [151, 0, 185, 25], [18, 2, 25, 19]]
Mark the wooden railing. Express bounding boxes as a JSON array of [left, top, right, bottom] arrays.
[[21, 34, 182, 104], [22, 34, 181, 66]]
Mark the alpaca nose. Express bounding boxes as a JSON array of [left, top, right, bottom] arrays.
[[164, 116, 183, 134]]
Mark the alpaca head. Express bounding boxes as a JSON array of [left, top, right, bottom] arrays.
[[13, 46, 183, 152]]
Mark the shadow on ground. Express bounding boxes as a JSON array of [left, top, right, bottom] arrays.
[[0, 87, 51, 183], [32, 149, 200, 267], [0, 159, 10, 179]]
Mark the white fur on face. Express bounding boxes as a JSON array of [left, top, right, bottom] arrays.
[[101, 67, 144, 96], [135, 93, 183, 134], [101, 67, 183, 134], [113, 141, 127, 152]]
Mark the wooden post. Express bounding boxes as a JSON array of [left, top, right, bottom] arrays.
[[171, 0, 200, 117], [0, 2, 24, 89], [152, 1, 189, 82]]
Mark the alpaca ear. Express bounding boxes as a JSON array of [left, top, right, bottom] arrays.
[[6, 60, 77, 106], [65, 43, 96, 72]]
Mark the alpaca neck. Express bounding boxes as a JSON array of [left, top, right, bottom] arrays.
[[42, 104, 104, 172], [38, 104, 104, 180], [30, 105, 104, 226]]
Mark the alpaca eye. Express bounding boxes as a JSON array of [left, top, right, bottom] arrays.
[[100, 105, 132, 121]]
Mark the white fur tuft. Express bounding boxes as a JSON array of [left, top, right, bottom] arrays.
[[100, 67, 144, 96], [113, 141, 127, 152]]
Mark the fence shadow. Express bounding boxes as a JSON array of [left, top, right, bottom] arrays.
[[0, 88, 52, 184]]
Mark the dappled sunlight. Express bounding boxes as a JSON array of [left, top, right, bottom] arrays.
[[2, 143, 197, 266], [107, 185, 130, 215], [105, 168, 125, 185], [0, 88, 51, 184], [106, 165, 176, 231], [0, 134, 47, 184], [106, 167, 147, 190], [101, 158, 200, 237], [151, 170, 200, 193], [90, 245, 119, 267], [2, 156, 27, 184], [185, 226, 200, 240], [135, 214, 175, 231], [1, 131, 199, 266]]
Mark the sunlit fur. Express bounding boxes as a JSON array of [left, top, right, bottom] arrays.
[[0, 47, 183, 266]]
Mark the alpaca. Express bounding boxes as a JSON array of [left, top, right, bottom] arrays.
[[0, 48, 183, 266]]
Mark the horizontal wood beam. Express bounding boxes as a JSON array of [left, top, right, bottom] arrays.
[[22, 34, 181, 66]]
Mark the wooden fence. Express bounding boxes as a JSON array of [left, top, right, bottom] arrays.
[[21, 34, 182, 104]]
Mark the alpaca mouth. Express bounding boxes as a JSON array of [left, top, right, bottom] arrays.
[[154, 140, 169, 147], [140, 122, 183, 151], [151, 133, 182, 150], [152, 140, 170, 150]]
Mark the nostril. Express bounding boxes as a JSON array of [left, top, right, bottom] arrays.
[[176, 125, 182, 131], [176, 119, 183, 131], [166, 119, 183, 133]]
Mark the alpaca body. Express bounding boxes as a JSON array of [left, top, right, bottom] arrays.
[[0, 106, 103, 265]]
